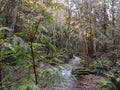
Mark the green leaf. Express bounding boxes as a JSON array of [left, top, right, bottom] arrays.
[[43, 13, 54, 23], [41, 26, 48, 33], [50, 3, 64, 10], [17, 84, 27, 90], [3, 43, 15, 51], [98, 80, 117, 90], [0, 27, 11, 32]]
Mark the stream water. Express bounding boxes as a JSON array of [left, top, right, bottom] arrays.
[[41, 56, 84, 90], [52, 56, 84, 90]]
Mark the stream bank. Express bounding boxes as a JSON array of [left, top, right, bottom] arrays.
[[41, 56, 106, 90]]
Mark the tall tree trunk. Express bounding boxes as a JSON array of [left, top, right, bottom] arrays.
[[30, 42, 38, 85], [111, 0, 117, 66], [103, 0, 107, 35], [66, 8, 71, 49], [29, 18, 41, 85], [112, 0, 115, 28], [8, 0, 19, 37], [0, 65, 2, 90], [84, 34, 89, 67], [87, 0, 96, 57], [112, 0, 116, 50], [102, 0, 108, 52]]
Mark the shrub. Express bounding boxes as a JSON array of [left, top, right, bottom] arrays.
[[93, 58, 110, 75], [98, 72, 120, 90]]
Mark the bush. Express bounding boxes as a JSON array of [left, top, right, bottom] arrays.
[[93, 58, 110, 75], [116, 60, 120, 68], [38, 68, 62, 89], [98, 72, 120, 90]]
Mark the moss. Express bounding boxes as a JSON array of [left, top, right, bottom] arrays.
[[71, 68, 94, 75]]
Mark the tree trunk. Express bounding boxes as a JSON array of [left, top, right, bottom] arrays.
[[112, 0, 116, 50], [0, 65, 2, 90], [103, 0, 107, 35], [102, 0, 108, 52], [8, 0, 19, 37], [30, 42, 38, 85]]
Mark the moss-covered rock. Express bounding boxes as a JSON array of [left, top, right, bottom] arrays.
[[71, 68, 95, 76]]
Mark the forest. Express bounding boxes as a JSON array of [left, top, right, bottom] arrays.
[[0, 0, 120, 90]]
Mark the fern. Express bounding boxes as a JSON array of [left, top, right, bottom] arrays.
[[0, 27, 11, 32], [98, 73, 120, 90]]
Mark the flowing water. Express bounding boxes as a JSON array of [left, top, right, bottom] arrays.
[[51, 56, 85, 90], [41, 56, 84, 90]]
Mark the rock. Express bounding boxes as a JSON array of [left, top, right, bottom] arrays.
[[71, 68, 95, 76]]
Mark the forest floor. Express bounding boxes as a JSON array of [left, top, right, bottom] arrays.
[[76, 74, 106, 90], [51, 56, 108, 90], [11, 56, 108, 90]]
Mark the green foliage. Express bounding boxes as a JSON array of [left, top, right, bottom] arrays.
[[41, 38, 56, 52], [43, 13, 54, 23], [50, 2, 64, 10], [116, 60, 120, 68], [57, 51, 73, 63], [17, 83, 39, 90], [0, 27, 11, 32], [0, 0, 69, 90], [0, 27, 11, 39], [93, 58, 110, 75], [1, 0, 120, 89], [38, 68, 62, 89], [98, 73, 120, 90], [49, 57, 63, 66], [98, 80, 117, 90], [1, 35, 29, 65]]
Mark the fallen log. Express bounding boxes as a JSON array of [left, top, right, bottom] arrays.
[[71, 68, 95, 76]]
